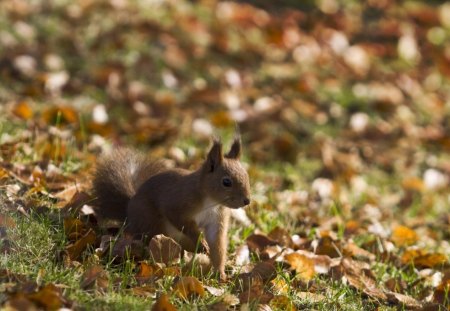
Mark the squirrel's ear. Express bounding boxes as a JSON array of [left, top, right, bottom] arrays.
[[206, 139, 223, 172], [225, 136, 241, 159]]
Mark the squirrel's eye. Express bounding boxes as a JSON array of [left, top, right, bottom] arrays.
[[222, 177, 232, 187]]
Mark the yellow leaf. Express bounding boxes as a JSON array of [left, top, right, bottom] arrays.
[[391, 226, 418, 247], [270, 295, 296, 311], [284, 253, 315, 281]]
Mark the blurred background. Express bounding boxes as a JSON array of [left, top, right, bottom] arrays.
[[1, 0, 450, 224]]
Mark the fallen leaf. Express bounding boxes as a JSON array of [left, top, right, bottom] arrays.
[[330, 258, 387, 301], [315, 236, 341, 258], [27, 283, 66, 310], [204, 285, 225, 296], [149, 234, 182, 265], [385, 291, 422, 309], [80, 265, 109, 292], [270, 295, 296, 311], [130, 285, 156, 297], [296, 291, 327, 304], [42, 105, 78, 125], [251, 261, 277, 282], [135, 262, 163, 285], [391, 226, 418, 247], [238, 281, 273, 304], [12, 101, 33, 120], [173, 276, 205, 299], [268, 227, 294, 248], [402, 177, 425, 192], [152, 293, 177, 311], [284, 253, 315, 281], [65, 228, 96, 260], [3, 293, 38, 311], [63, 217, 84, 240], [111, 236, 146, 261], [343, 242, 376, 262], [401, 249, 448, 269], [246, 234, 278, 253]]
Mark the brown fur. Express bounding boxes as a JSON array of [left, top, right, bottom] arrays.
[[92, 138, 251, 279]]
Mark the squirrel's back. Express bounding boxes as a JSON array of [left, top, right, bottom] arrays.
[[92, 147, 167, 221]]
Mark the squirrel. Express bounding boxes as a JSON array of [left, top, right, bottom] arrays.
[[92, 137, 251, 279]]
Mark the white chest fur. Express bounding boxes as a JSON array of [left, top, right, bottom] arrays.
[[194, 197, 221, 228]]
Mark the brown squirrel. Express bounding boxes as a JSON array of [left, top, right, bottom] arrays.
[[92, 137, 251, 279]]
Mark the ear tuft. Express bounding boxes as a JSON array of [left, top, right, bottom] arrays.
[[205, 139, 223, 172], [225, 136, 241, 159]]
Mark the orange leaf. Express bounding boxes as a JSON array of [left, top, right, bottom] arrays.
[[65, 229, 96, 260], [42, 106, 78, 125], [401, 249, 448, 268], [152, 293, 177, 311], [391, 226, 418, 247], [27, 283, 65, 310], [284, 253, 315, 281], [402, 177, 424, 192], [173, 276, 205, 299], [12, 101, 33, 120]]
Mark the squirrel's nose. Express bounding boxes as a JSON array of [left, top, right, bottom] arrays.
[[243, 198, 250, 205]]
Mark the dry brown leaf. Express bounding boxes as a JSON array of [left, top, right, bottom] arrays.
[[330, 258, 387, 301], [80, 265, 109, 292], [246, 234, 278, 253], [204, 285, 225, 297], [130, 285, 156, 297], [152, 293, 177, 311], [63, 217, 84, 240], [315, 236, 341, 258], [111, 236, 146, 261], [27, 283, 66, 310], [268, 227, 294, 248], [433, 271, 450, 306], [343, 242, 376, 262], [173, 276, 205, 299], [238, 282, 273, 304], [251, 261, 277, 282], [65, 228, 96, 260], [149, 234, 182, 265], [284, 253, 315, 281], [385, 291, 422, 309], [391, 226, 418, 247], [4, 293, 38, 311], [296, 291, 327, 304]]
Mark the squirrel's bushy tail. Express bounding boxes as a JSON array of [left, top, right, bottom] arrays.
[[93, 148, 166, 222]]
